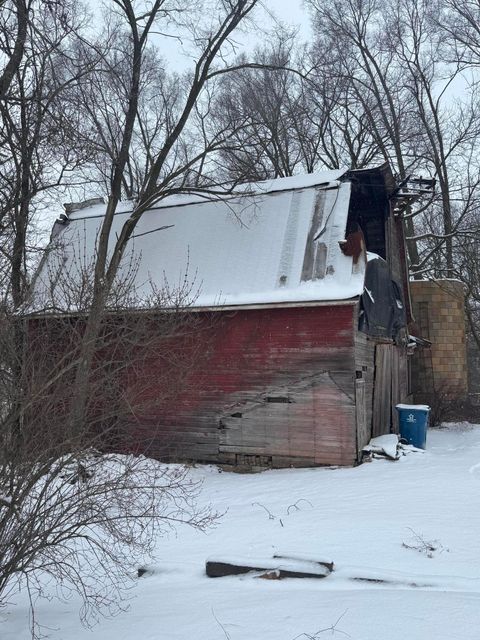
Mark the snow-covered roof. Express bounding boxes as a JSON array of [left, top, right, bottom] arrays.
[[30, 170, 368, 312]]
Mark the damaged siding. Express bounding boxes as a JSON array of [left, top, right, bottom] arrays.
[[129, 304, 358, 468], [354, 328, 375, 453]]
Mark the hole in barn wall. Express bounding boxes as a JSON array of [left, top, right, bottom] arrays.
[[231, 412, 243, 418], [265, 396, 292, 403], [356, 370, 363, 379]]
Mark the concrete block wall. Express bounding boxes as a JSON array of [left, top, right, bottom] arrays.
[[410, 279, 468, 402]]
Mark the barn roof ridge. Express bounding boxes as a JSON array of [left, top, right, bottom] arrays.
[[63, 169, 348, 222]]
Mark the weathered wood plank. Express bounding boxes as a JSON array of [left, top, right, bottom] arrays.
[[354, 331, 375, 451], [206, 557, 332, 579], [372, 344, 392, 436], [355, 378, 369, 454], [391, 347, 401, 434]]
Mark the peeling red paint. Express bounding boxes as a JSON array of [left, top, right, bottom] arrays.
[[126, 304, 357, 466]]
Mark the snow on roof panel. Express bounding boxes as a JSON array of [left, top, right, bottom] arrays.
[[30, 172, 366, 312], [66, 170, 348, 221]]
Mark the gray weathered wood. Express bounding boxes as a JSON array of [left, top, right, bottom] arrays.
[[355, 378, 369, 454], [391, 346, 401, 434], [354, 330, 375, 456], [372, 344, 392, 436], [206, 558, 332, 579], [218, 368, 356, 466]]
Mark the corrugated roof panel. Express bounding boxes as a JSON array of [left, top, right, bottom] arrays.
[[30, 172, 367, 312]]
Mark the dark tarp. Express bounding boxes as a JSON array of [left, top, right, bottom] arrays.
[[358, 258, 406, 339]]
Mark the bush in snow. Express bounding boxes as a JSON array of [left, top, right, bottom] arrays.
[[0, 447, 215, 635]]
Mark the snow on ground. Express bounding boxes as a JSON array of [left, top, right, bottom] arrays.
[[3, 422, 480, 639]]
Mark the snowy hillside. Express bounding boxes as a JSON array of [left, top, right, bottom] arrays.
[[3, 423, 480, 639]]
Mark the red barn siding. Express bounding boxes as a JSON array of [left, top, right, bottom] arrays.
[[127, 303, 358, 467]]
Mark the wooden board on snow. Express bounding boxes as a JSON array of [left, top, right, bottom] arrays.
[[206, 555, 333, 579]]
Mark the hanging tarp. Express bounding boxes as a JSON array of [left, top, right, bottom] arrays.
[[359, 258, 406, 338]]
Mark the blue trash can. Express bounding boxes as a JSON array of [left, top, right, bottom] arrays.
[[395, 404, 430, 449]]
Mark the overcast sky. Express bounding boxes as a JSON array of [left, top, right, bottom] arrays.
[[40, 0, 313, 225], [270, 0, 310, 34], [149, 0, 311, 70]]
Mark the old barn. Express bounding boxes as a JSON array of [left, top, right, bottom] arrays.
[[32, 164, 417, 468]]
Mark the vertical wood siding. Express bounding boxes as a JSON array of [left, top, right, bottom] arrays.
[[354, 330, 375, 452], [372, 344, 393, 437]]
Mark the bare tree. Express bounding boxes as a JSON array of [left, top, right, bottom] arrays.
[[66, 30, 182, 199], [383, 0, 480, 276], [0, 0, 28, 100], [307, 0, 425, 268], [64, 0, 261, 438], [0, 0, 97, 308], [212, 33, 310, 181], [211, 29, 381, 183], [0, 1, 265, 633], [306, 0, 480, 285], [441, 0, 480, 67], [0, 245, 219, 634]]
